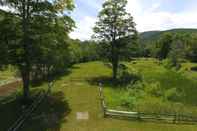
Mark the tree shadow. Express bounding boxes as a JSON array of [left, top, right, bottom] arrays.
[[0, 93, 23, 131], [87, 76, 118, 88], [0, 91, 70, 131], [31, 69, 72, 87], [87, 75, 141, 89], [31, 65, 81, 87], [21, 92, 71, 131], [191, 66, 197, 72]]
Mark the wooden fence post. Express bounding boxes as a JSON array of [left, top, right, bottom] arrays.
[[99, 82, 107, 117]]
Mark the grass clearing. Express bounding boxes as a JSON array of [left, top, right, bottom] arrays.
[[104, 58, 197, 116], [1, 61, 197, 130]]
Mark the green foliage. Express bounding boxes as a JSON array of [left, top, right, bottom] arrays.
[[120, 93, 136, 109], [165, 88, 180, 102], [146, 82, 163, 97], [162, 59, 174, 69], [104, 58, 197, 116], [0, 0, 75, 99], [141, 29, 197, 64], [93, 0, 137, 79], [156, 33, 173, 60], [118, 64, 142, 85], [187, 34, 197, 62], [69, 40, 100, 63]]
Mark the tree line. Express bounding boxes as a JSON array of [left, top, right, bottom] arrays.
[[143, 32, 197, 69]]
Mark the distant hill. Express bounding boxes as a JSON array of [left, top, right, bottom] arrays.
[[139, 28, 197, 44]]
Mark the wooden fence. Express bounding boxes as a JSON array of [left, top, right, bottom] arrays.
[[98, 83, 197, 124]]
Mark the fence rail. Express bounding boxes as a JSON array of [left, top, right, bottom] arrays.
[[98, 83, 197, 124]]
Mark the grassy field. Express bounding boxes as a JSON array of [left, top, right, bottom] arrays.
[[1, 61, 197, 131], [104, 58, 197, 116]]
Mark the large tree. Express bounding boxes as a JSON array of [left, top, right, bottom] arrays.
[[157, 33, 173, 60], [0, 0, 74, 101], [93, 0, 137, 80]]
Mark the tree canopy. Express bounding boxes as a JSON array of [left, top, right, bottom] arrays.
[[93, 0, 137, 80], [0, 0, 75, 101]]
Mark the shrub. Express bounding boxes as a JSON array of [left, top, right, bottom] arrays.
[[118, 64, 142, 85], [127, 81, 145, 90], [120, 93, 137, 109], [137, 98, 177, 114], [146, 82, 163, 97], [165, 88, 180, 102], [162, 59, 174, 69]]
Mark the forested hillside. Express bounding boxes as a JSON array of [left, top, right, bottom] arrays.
[[140, 28, 197, 44]]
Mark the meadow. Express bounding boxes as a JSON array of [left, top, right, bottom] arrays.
[[1, 60, 197, 131], [104, 58, 197, 116]]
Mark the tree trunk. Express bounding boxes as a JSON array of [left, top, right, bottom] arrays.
[[21, 0, 31, 102], [21, 68, 30, 101], [112, 59, 118, 80], [111, 41, 119, 81]]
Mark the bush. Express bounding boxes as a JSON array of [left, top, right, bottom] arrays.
[[165, 88, 180, 101], [162, 58, 181, 70], [118, 64, 142, 85], [120, 93, 137, 109], [146, 82, 163, 97], [127, 81, 145, 90], [162, 59, 174, 69], [137, 98, 177, 114]]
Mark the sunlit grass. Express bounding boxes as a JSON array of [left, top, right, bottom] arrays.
[[1, 61, 197, 131]]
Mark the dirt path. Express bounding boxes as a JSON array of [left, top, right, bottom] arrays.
[[0, 80, 22, 96]]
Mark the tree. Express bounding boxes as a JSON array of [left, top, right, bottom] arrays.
[[157, 33, 173, 60], [187, 34, 197, 62], [0, 0, 74, 101], [168, 38, 187, 69], [93, 0, 137, 80]]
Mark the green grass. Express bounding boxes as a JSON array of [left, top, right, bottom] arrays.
[[104, 58, 197, 116], [1, 61, 197, 130], [0, 66, 17, 85]]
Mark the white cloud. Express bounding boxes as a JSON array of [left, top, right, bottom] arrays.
[[70, 0, 197, 40], [127, 0, 197, 32], [69, 16, 96, 40]]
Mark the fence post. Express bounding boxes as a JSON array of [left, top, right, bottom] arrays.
[[99, 82, 107, 117]]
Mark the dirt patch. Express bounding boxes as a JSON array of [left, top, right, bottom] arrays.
[[76, 112, 89, 120], [0, 80, 22, 96]]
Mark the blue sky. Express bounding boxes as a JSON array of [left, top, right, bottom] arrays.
[[69, 0, 197, 40], [1, 0, 197, 40]]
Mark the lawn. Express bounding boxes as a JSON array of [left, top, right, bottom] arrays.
[[1, 61, 197, 131]]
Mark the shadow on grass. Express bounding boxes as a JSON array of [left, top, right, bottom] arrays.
[[0, 91, 70, 131], [191, 66, 197, 71], [0, 94, 23, 131], [86, 76, 116, 87], [87, 76, 141, 89], [31, 65, 81, 87], [31, 69, 72, 87], [21, 92, 71, 131]]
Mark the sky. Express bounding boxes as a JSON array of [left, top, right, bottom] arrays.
[[69, 0, 197, 40]]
